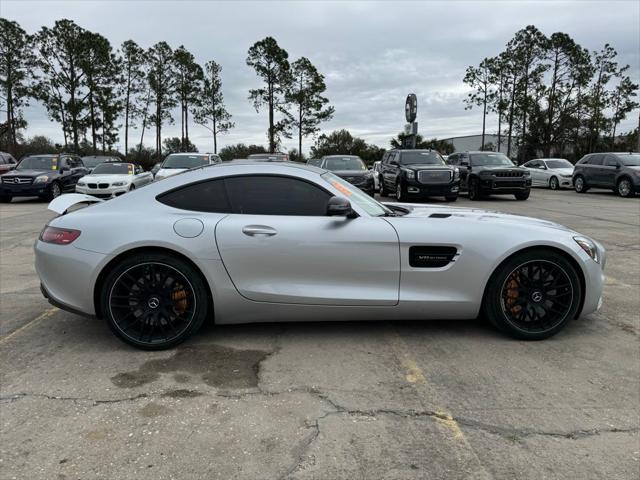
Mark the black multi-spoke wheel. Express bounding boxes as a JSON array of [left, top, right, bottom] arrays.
[[101, 253, 208, 349], [483, 250, 582, 340]]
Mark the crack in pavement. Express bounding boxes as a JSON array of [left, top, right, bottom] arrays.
[[0, 392, 149, 405]]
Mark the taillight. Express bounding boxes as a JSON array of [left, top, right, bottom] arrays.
[[40, 226, 81, 245]]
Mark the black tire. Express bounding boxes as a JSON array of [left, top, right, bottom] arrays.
[[129, 184, 136, 191], [617, 177, 633, 198], [514, 190, 530, 200], [396, 181, 405, 202], [379, 177, 388, 197], [445, 195, 458, 202], [100, 252, 209, 350], [468, 177, 482, 201], [482, 249, 582, 340], [0, 195, 12, 203], [574, 175, 588, 193], [46, 181, 62, 201], [549, 176, 559, 190]]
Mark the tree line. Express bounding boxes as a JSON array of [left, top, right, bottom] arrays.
[[0, 18, 334, 163], [463, 25, 639, 162]]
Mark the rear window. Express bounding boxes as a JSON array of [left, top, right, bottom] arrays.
[[157, 179, 230, 213]]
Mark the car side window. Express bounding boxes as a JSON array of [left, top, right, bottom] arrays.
[[589, 155, 604, 166], [448, 154, 457, 165], [225, 175, 331, 216], [381, 153, 389, 164], [157, 179, 231, 213], [604, 156, 618, 167]]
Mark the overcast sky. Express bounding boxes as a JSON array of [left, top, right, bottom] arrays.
[[2, 0, 639, 154]]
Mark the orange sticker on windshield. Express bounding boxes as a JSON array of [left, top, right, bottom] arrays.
[[332, 181, 353, 197]]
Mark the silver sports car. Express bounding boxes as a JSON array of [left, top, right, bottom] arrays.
[[35, 161, 605, 349]]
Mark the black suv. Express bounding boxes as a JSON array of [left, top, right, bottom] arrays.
[[573, 152, 640, 198], [447, 151, 531, 200], [0, 153, 87, 202], [379, 149, 459, 202], [319, 155, 375, 195]]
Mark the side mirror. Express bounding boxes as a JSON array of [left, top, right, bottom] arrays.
[[327, 196, 356, 218]]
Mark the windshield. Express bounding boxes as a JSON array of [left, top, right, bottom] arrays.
[[545, 159, 573, 169], [321, 172, 391, 217], [323, 157, 366, 171], [470, 153, 515, 166], [17, 156, 57, 171], [82, 156, 115, 168], [399, 151, 444, 165], [619, 154, 640, 166], [162, 154, 209, 169], [91, 163, 132, 175]]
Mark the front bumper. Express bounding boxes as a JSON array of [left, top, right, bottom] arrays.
[[76, 185, 128, 199], [558, 177, 573, 188], [479, 176, 531, 194], [0, 183, 49, 197], [404, 179, 460, 197]]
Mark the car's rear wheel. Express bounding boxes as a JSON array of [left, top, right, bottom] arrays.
[[617, 177, 633, 197], [574, 175, 588, 193], [468, 178, 481, 200], [483, 249, 582, 340], [101, 252, 209, 350], [549, 176, 559, 190], [0, 195, 12, 203]]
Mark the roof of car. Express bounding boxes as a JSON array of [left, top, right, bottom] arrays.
[[210, 159, 326, 174]]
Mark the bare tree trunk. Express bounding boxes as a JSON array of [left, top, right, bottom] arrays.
[[213, 115, 217, 154], [268, 80, 275, 153], [507, 76, 517, 158], [185, 103, 189, 150], [481, 91, 487, 151]]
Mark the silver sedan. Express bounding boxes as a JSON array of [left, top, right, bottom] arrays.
[[523, 158, 574, 189], [36, 161, 605, 349]]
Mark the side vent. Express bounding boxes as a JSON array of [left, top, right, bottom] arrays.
[[429, 213, 451, 218], [409, 246, 458, 268]]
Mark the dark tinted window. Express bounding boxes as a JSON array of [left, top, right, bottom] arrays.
[[157, 179, 230, 213], [225, 175, 330, 216], [588, 155, 604, 165], [604, 156, 619, 167], [447, 154, 458, 165]]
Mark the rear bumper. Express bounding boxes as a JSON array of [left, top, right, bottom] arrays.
[[35, 240, 108, 316]]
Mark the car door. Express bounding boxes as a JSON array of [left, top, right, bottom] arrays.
[[602, 155, 619, 187], [214, 174, 400, 306], [586, 154, 605, 185]]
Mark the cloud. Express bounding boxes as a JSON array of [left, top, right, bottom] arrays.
[[3, 0, 639, 154]]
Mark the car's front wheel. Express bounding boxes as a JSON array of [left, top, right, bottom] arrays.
[[45, 181, 62, 201], [514, 190, 530, 200], [574, 175, 588, 193], [483, 249, 582, 340], [379, 178, 388, 197], [617, 177, 633, 198], [445, 195, 458, 202], [0, 195, 12, 203], [396, 181, 405, 201], [100, 252, 209, 350], [468, 178, 482, 201], [549, 176, 559, 190]]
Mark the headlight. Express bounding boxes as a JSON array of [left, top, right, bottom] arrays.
[[522, 170, 531, 177], [34, 175, 49, 183], [402, 169, 415, 180], [453, 168, 460, 180], [77, 182, 86, 187], [574, 236, 599, 263], [112, 181, 127, 187]]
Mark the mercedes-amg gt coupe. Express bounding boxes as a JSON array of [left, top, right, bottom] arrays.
[[35, 161, 605, 350]]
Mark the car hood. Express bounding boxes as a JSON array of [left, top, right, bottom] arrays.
[[549, 167, 574, 175], [400, 164, 451, 171], [3, 169, 53, 177], [155, 168, 186, 178], [388, 203, 574, 233], [331, 170, 370, 177], [79, 174, 131, 183]]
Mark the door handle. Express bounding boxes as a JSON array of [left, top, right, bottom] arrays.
[[242, 225, 277, 237]]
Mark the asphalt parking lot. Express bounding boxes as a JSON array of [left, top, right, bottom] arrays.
[[1, 188, 639, 480]]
